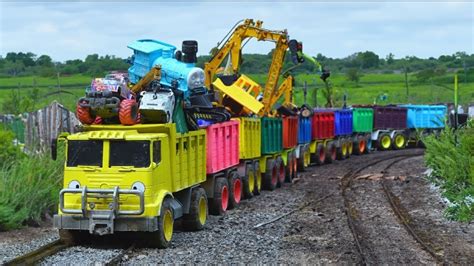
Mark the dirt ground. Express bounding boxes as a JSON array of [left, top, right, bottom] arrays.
[[1, 149, 473, 264]]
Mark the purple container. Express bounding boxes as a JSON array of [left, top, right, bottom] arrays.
[[373, 106, 407, 130]]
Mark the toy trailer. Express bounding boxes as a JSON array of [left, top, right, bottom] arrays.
[[296, 114, 312, 171], [398, 104, 447, 145], [330, 109, 354, 161], [351, 108, 374, 154], [371, 106, 408, 150], [53, 123, 236, 249], [282, 116, 299, 182], [309, 110, 335, 165]]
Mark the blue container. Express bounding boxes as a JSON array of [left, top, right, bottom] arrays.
[[127, 39, 205, 99], [298, 116, 312, 144], [399, 105, 446, 129], [334, 109, 353, 136]]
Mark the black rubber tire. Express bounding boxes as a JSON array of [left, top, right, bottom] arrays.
[[263, 159, 277, 191], [253, 161, 262, 196], [285, 152, 293, 182], [392, 132, 407, 150], [148, 198, 174, 248], [312, 143, 325, 165], [325, 142, 336, 164], [345, 140, 352, 159], [242, 163, 254, 199], [377, 133, 392, 151], [291, 151, 298, 182], [209, 177, 229, 215], [227, 171, 242, 210], [276, 157, 285, 188], [182, 187, 208, 231], [297, 145, 307, 172]]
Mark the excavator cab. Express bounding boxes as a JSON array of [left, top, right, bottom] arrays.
[[289, 40, 304, 64]]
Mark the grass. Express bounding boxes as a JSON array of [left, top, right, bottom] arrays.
[[423, 121, 474, 222], [0, 128, 64, 230], [0, 74, 91, 87]]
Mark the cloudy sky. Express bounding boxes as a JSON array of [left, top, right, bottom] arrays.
[[0, 1, 473, 62]]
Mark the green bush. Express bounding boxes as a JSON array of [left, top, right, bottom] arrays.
[[0, 128, 24, 165], [0, 149, 64, 230], [423, 121, 474, 222]]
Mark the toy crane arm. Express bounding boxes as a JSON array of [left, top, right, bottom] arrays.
[[302, 53, 330, 81], [130, 65, 162, 94]]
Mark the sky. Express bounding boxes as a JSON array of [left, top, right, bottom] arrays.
[[0, 1, 473, 62]]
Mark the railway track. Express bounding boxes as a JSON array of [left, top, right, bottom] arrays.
[[3, 239, 135, 265], [340, 150, 444, 265]]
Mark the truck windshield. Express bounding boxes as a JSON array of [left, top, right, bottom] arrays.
[[67, 140, 103, 167], [109, 141, 150, 168]]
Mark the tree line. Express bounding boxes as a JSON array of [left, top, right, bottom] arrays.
[[0, 50, 472, 79]]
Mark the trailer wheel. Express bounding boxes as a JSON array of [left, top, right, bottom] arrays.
[[243, 163, 255, 199], [297, 145, 309, 171], [291, 152, 298, 182], [353, 137, 366, 155], [119, 99, 138, 125], [336, 141, 347, 160], [209, 178, 229, 215], [76, 101, 95, 125], [365, 137, 372, 154], [253, 161, 262, 195], [285, 152, 294, 183], [182, 187, 208, 231], [346, 140, 353, 158], [325, 142, 337, 164], [149, 198, 174, 248], [228, 171, 242, 209], [311, 143, 325, 165], [263, 159, 278, 191], [377, 133, 392, 151], [276, 157, 285, 188], [392, 133, 406, 150]]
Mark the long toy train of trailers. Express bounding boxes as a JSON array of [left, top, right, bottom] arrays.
[[52, 104, 447, 248]]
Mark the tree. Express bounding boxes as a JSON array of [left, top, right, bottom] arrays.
[[386, 53, 395, 65], [36, 55, 53, 67], [357, 51, 379, 69], [346, 67, 363, 85]]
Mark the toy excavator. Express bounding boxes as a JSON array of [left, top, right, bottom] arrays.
[[204, 19, 329, 116]]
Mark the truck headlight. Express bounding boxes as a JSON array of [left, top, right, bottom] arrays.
[[187, 68, 205, 89], [68, 180, 81, 189], [132, 182, 145, 193]]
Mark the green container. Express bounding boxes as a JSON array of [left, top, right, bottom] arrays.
[[352, 108, 373, 133], [261, 117, 282, 154]]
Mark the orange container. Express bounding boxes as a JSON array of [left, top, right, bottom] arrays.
[[282, 116, 298, 149], [206, 120, 240, 174]]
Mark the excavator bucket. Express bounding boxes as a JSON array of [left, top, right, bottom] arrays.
[[212, 75, 264, 115]]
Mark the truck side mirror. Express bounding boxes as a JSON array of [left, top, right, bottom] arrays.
[[51, 138, 57, 161]]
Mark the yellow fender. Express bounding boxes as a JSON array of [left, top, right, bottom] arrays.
[[154, 190, 174, 216]]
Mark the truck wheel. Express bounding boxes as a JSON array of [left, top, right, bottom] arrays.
[[276, 157, 285, 188], [209, 178, 229, 215], [228, 171, 242, 209], [377, 133, 392, 151], [263, 159, 278, 191], [243, 163, 255, 199], [325, 142, 337, 164], [76, 101, 95, 125], [311, 143, 325, 165], [182, 187, 208, 231], [285, 152, 294, 183], [392, 133, 406, 150], [253, 161, 262, 195], [149, 198, 174, 248], [353, 137, 366, 155], [119, 99, 138, 125]]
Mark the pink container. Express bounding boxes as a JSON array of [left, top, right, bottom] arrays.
[[206, 120, 240, 174]]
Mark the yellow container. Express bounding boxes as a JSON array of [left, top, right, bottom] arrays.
[[233, 117, 261, 160]]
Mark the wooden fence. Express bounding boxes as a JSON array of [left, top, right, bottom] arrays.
[[24, 101, 80, 154]]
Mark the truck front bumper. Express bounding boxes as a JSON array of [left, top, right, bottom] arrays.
[[54, 215, 158, 232]]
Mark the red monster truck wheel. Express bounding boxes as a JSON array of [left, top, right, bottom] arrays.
[[76, 101, 95, 125], [119, 99, 138, 125]]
